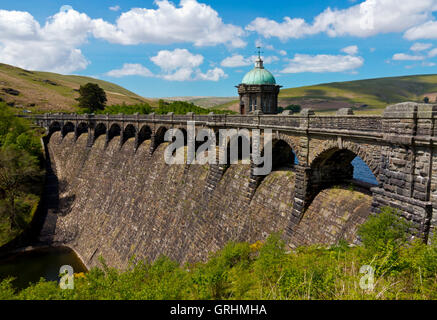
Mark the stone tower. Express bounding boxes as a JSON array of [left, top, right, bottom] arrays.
[[237, 50, 281, 115]]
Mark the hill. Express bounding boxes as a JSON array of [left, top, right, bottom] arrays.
[[211, 74, 437, 114], [0, 63, 151, 113]]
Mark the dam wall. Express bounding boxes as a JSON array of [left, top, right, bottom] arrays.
[[41, 131, 372, 269]]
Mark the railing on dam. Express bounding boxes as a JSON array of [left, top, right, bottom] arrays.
[[18, 112, 384, 138]]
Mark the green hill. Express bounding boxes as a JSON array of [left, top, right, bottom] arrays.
[[212, 74, 437, 114], [0, 63, 153, 113]]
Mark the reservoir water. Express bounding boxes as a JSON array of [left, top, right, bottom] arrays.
[[0, 246, 87, 290]]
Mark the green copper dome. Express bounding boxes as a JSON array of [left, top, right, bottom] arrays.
[[241, 57, 276, 85]]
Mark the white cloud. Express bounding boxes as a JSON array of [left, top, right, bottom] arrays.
[[341, 45, 358, 55], [279, 50, 287, 56], [109, 5, 121, 12], [221, 54, 278, 68], [106, 63, 153, 77], [429, 48, 437, 57], [0, 8, 92, 73], [151, 48, 203, 71], [196, 67, 227, 81], [392, 53, 425, 61], [281, 54, 364, 73], [410, 42, 432, 51], [423, 61, 436, 66], [221, 55, 251, 67], [246, 0, 437, 40], [92, 0, 246, 48], [151, 48, 227, 81], [404, 21, 437, 40]]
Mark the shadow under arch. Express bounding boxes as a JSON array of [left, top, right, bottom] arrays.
[[121, 124, 136, 147], [92, 123, 107, 146], [306, 147, 379, 209], [107, 123, 121, 147], [76, 122, 88, 141], [150, 126, 168, 155], [137, 125, 152, 150], [61, 122, 74, 139], [48, 121, 61, 141], [248, 138, 299, 200]]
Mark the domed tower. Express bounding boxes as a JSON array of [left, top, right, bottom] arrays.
[[237, 49, 281, 115]]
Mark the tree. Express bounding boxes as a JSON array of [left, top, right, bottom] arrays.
[[285, 105, 301, 113], [76, 83, 107, 112], [424, 96, 430, 104], [0, 147, 40, 229]]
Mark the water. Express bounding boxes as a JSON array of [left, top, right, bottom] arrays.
[[0, 246, 87, 290], [352, 156, 378, 185]]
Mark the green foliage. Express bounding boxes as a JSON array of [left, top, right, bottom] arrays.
[[155, 100, 232, 115], [278, 105, 301, 114], [2, 210, 437, 300], [97, 103, 153, 115], [76, 83, 107, 112], [0, 103, 43, 245]]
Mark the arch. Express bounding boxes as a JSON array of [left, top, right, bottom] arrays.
[[150, 126, 168, 155], [48, 121, 61, 140], [93, 123, 107, 145], [260, 138, 299, 171], [274, 132, 304, 165], [122, 124, 136, 146], [137, 125, 152, 149], [61, 122, 75, 138], [306, 146, 379, 209], [310, 142, 380, 181], [76, 122, 88, 141], [107, 123, 121, 146]]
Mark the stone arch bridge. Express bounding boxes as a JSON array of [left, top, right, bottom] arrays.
[[23, 102, 437, 244]]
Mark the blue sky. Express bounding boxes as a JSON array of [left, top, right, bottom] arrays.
[[0, 0, 436, 97]]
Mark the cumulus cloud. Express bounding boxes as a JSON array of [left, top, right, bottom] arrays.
[[281, 54, 364, 73], [410, 42, 432, 51], [0, 2, 245, 73], [0, 8, 92, 73], [150, 48, 203, 71], [151, 48, 227, 81], [92, 0, 245, 48], [341, 45, 358, 55], [196, 68, 228, 81], [106, 63, 153, 77], [246, 0, 437, 40], [392, 53, 425, 61]]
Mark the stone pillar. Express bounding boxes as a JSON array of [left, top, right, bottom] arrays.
[[372, 102, 437, 241], [286, 164, 311, 239]]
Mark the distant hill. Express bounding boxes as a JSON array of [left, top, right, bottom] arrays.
[[0, 63, 152, 113], [211, 74, 437, 114]]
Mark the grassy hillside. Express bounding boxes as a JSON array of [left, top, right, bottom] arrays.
[[212, 74, 437, 115], [0, 63, 152, 113]]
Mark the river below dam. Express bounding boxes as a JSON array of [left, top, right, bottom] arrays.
[[0, 246, 87, 290]]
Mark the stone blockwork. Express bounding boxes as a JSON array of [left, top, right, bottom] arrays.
[[22, 102, 437, 268]]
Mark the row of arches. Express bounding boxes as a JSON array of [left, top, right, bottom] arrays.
[[47, 120, 380, 205]]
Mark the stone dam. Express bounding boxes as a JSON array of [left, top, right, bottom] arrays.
[[24, 102, 437, 269]]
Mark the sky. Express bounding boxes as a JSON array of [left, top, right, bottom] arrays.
[[0, 0, 437, 98]]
